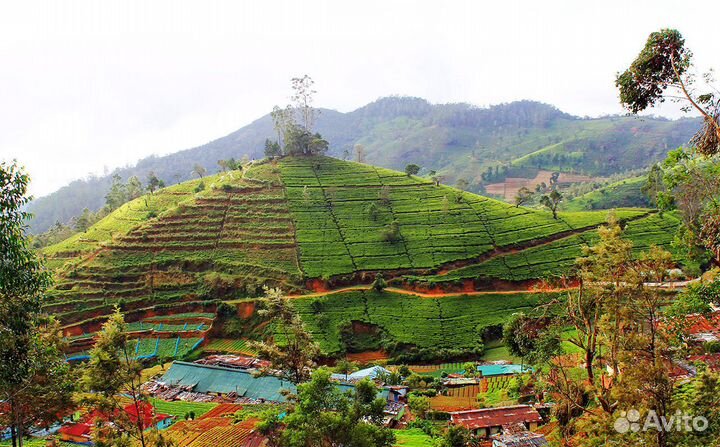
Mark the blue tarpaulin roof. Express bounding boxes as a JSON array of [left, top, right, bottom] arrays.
[[160, 361, 295, 402], [161, 361, 390, 402]]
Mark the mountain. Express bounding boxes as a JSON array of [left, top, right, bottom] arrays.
[[26, 97, 700, 233], [46, 156, 681, 337]]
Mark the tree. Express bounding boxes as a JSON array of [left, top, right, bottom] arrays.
[[405, 164, 421, 176], [264, 138, 282, 158], [371, 273, 387, 292], [80, 309, 172, 447], [334, 359, 358, 382], [354, 144, 366, 163], [2, 320, 74, 447], [503, 313, 538, 363], [146, 172, 164, 194], [0, 161, 71, 447], [271, 105, 295, 150], [439, 425, 471, 447], [408, 394, 430, 419], [73, 207, 97, 232], [540, 190, 562, 219], [126, 176, 144, 200], [617, 29, 719, 156], [382, 220, 401, 243], [642, 163, 665, 206], [514, 186, 534, 208], [277, 369, 394, 447], [252, 287, 320, 384], [105, 174, 128, 211], [455, 178, 469, 191], [291, 75, 319, 133], [192, 164, 207, 179], [366, 202, 379, 221]]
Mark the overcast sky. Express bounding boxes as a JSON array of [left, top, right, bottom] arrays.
[[1, 0, 718, 198]]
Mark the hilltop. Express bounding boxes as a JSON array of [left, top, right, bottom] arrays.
[[45, 156, 682, 352], [26, 97, 699, 233]]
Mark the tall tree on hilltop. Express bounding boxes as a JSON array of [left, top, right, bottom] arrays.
[[271, 105, 295, 150], [291, 75, 319, 134]]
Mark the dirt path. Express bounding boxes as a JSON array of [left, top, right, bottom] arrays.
[[284, 285, 579, 299], [284, 279, 693, 300]]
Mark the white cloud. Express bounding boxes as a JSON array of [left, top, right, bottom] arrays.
[[0, 0, 717, 196]]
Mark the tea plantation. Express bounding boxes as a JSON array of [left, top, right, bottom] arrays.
[[41, 155, 680, 348]]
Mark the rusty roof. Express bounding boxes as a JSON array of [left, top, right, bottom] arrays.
[[450, 405, 542, 430]]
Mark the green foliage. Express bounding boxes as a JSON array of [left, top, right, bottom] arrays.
[[277, 368, 395, 447], [292, 289, 550, 357], [405, 164, 421, 176], [371, 273, 387, 292], [616, 29, 690, 114]]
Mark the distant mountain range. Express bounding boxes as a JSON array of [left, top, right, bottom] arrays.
[[25, 96, 700, 233]]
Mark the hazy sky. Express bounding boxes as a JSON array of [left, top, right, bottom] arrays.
[[1, 0, 718, 198]]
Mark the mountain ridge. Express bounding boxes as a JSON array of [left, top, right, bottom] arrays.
[[26, 97, 699, 233]]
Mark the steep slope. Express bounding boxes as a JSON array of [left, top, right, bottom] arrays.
[[26, 97, 699, 233], [44, 156, 680, 331], [562, 176, 651, 211]]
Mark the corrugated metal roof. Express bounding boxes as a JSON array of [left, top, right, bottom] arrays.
[[450, 405, 543, 430], [160, 361, 296, 402]]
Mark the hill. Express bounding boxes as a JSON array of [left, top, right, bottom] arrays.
[[45, 156, 682, 350], [26, 97, 699, 233], [562, 176, 651, 211]]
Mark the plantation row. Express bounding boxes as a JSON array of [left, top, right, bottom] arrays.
[[291, 289, 558, 356], [44, 168, 305, 323], [279, 156, 649, 278], [408, 212, 682, 284]]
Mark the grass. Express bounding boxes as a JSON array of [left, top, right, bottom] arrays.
[[393, 429, 434, 447]]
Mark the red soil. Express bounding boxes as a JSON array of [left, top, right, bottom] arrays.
[[346, 351, 390, 363]]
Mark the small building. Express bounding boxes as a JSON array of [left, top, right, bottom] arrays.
[[491, 423, 548, 446], [331, 366, 391, 383], [58, 422, 92, 444], [450, 405, 543, 438], [161, 361, 296, 402], [59, 402, 172, 444]]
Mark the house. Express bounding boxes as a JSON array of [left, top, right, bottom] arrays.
[[492, 431, 548, 447], [449, 405, 543, 438], [58, 422, 92, 444], [161, 361, 296, 402], [491, 423, 548, 446], [124, 402, 174, 430], [331, 366, 391, 383], [59, 402, 172, 444]]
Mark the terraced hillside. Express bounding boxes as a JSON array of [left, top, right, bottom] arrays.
[[43, 156, 681, 333]]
